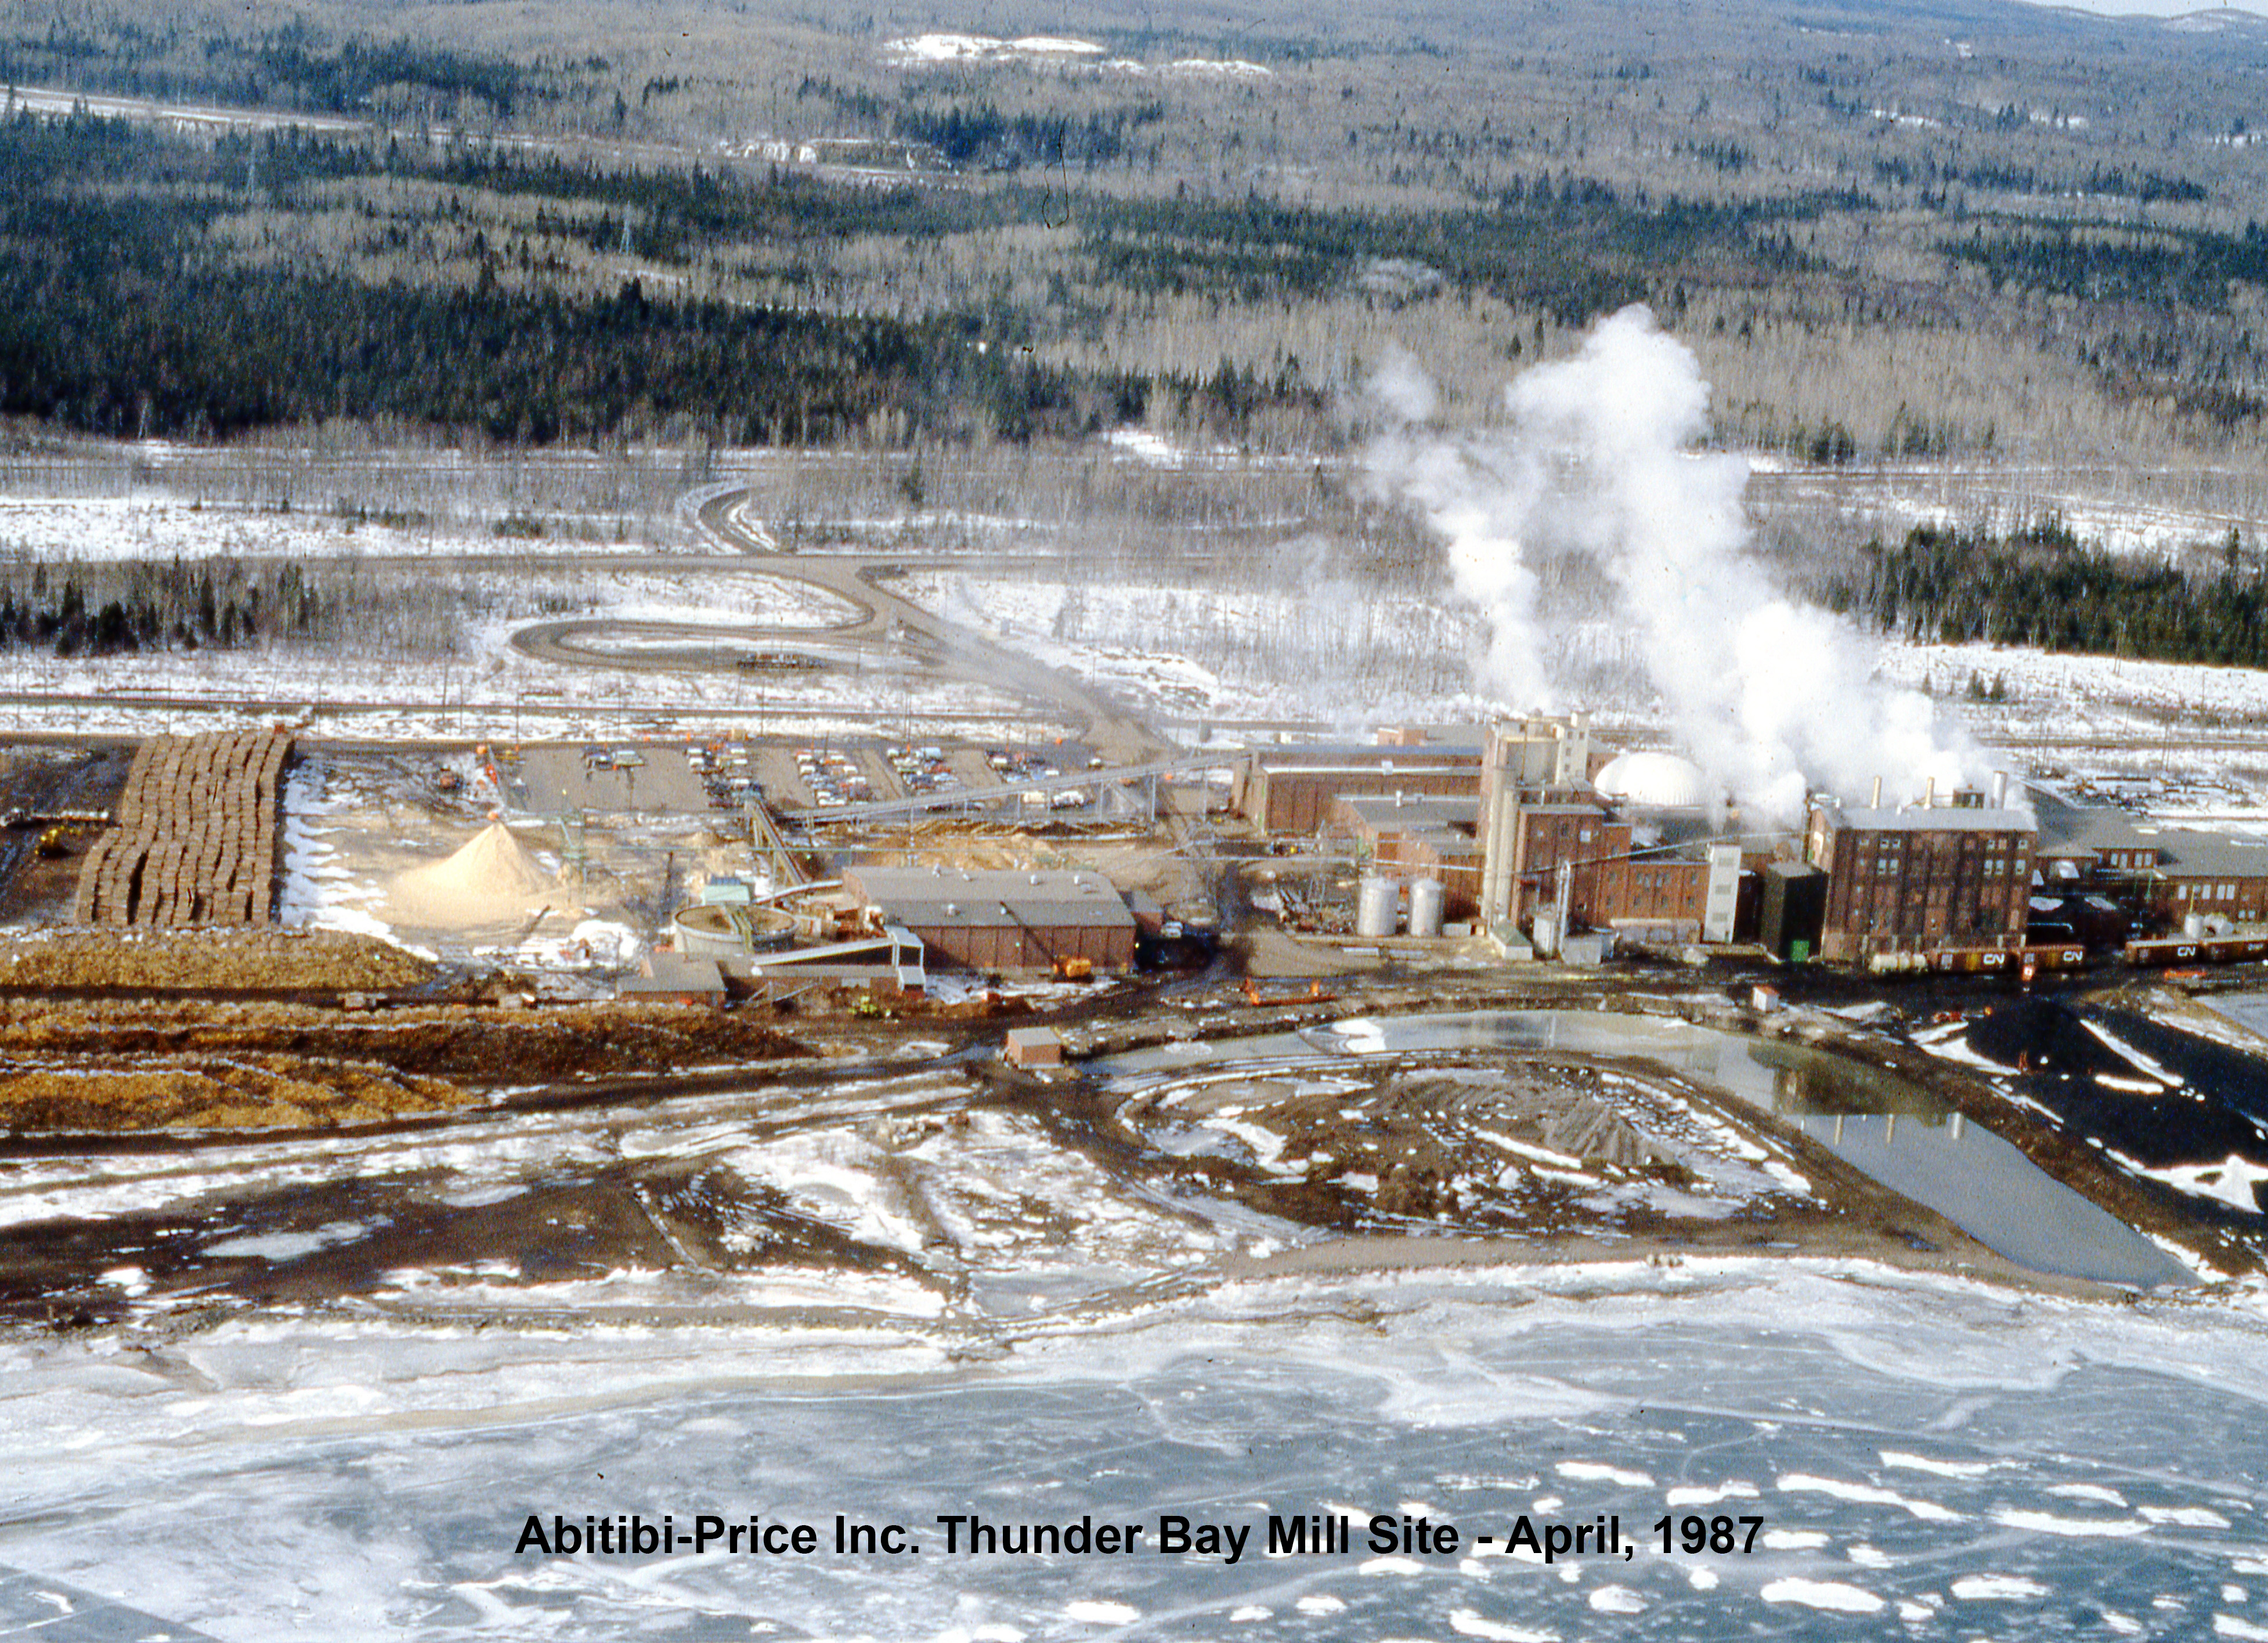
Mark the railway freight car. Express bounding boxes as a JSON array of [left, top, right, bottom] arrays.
[[1920, 943, 2087, 976], [2126, 932, 2268, 967], [1928, 946, 2014, 974]]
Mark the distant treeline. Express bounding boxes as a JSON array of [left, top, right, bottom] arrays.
[[0, 557, 468, 658], [215, 122, 1818, 313], [893, 100, 1165, 170], [1873, 154, 2205, 203], [1832, 519, 2268, 667], [1941, 221, 2268, 313], [0, 113, 1130, 443], [0, 561, 324, 656], [0, 16, 539, 117], [1078, 173, 1825, 310]]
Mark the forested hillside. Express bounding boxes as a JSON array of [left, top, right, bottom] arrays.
[[4, 0, 2268, 463]]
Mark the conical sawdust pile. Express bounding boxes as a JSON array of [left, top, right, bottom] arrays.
[[388, 821, 555, 929]]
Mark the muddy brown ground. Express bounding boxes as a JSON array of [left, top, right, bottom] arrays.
[[0, 999, 814, 1131], [0, 743, 132, 922]]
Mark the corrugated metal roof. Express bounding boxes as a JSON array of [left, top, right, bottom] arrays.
[[620, 955, 727, 994], [1249, 744, 1481, 767], [1256, 762, 1476, 780]]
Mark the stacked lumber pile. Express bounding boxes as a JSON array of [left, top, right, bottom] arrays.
[[72, 732, 292, 927]]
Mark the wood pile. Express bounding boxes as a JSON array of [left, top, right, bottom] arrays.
[[0, 927, 432, 991], [72, 732, 292, 927]]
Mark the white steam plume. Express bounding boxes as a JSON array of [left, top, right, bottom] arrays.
[[1370, 305, 1993, 825]]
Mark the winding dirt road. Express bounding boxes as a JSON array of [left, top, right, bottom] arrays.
[[506, 487, 1173, 764]]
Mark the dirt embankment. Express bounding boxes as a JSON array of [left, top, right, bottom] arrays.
[[0, 927, 436, 991], [0, 1001, 813, 1132], [0, 1058, 470, 1132]]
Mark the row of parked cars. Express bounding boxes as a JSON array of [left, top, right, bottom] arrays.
[[685, 742, 764, 809], [985, 748, 1060, 781], [582, 738, 1107, 814], [797, 747, 872, 808], [887, 745, 962, 796]]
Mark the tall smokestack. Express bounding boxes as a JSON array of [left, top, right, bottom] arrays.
[[1870, 776, 1883, 808], [1991, 770, 2009, 808], [1925, 777, 1937, 808]]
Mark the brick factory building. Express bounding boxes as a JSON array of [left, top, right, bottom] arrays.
[[2031, 796, 2268, 925], [1236, 747, 1481, 835], [844, 866, 1138, 974]]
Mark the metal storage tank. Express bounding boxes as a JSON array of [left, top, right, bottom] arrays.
[[1355, 875, 1399, 938], [1408, 877, 1446, 938]]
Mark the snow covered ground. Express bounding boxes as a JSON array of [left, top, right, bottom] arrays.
[[10, 438, 2268, 808], [894, 555, 2268, 814], [276, 759, 649, 978], [6, 1247, 2268, 1639], [1748, 458, 2268, 561], [0, 496, 696, 562], [1882, 638, 2268, 736], [0, 562, 1036, 742], [895, 568, 1477, 722], [879, 33, 1270, 78]]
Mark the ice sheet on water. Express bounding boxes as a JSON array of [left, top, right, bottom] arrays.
[[1760, 1577, 1883, 1612], [11, 1250, 2268, 1638]]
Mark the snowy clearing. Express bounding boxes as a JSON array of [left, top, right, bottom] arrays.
[[0, 497, 702, 562]]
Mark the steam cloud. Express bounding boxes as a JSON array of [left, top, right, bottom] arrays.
[[1370, 306, 1993, 825]]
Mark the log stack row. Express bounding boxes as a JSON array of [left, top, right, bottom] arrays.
[[73, 732, 293, 927]]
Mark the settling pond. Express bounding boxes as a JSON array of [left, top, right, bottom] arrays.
[[1095, 1009, 2191, 1290]]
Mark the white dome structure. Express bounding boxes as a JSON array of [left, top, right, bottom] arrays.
[[1595, 751, 1713, 810]]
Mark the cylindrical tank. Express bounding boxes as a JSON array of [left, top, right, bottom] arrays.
[[673, 901, 796, 958], [1355, 875, 1399, 938], [1408, 877, 1446, 939], [2183, 912, 2207, 938]]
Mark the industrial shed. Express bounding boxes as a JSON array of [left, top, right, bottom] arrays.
[[615, 954, 729, 1005], [845, 866, 1139, 973]]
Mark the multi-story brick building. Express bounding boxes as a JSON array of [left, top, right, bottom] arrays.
[[1805, 801, 2036, 962]]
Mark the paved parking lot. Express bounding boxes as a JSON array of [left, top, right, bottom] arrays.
[[492, 735, 1108, 818]]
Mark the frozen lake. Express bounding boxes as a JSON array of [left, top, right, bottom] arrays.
[[3, 1261, 2267, 1638]]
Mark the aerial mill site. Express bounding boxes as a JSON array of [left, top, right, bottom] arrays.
[[9, 0, 2268, 1637]]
